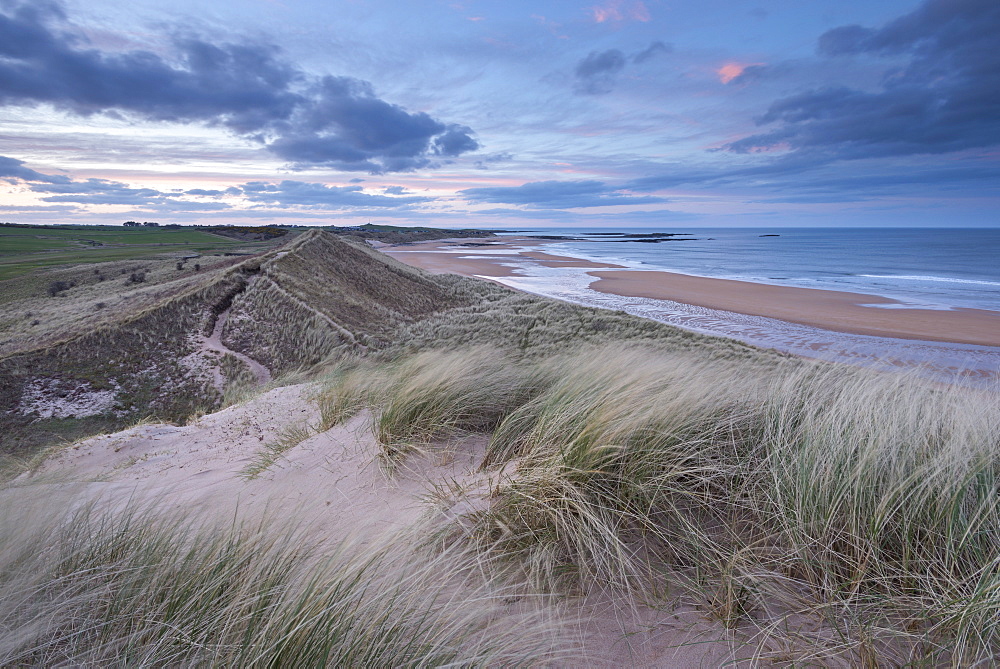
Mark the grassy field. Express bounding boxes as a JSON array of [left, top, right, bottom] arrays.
[[0, 225, 282, 281]]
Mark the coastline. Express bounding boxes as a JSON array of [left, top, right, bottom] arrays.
[[588, 270, 1000, 348], [383, 236, 622, 278], [384, 236, 1000, 349]]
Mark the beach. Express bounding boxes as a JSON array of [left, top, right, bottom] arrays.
[[384, 236, 1000, 380], [382, 238, 623, 277], [385, 236, 1000, 347], [587, 270, 1000, 348]]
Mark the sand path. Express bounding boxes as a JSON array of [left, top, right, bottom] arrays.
[[203, 305, 272, 386]]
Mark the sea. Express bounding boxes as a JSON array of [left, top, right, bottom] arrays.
[[483, 227, 1000, 385]]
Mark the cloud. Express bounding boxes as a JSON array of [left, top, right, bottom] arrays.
[[31, 178, 167, 205], [626, 152, 1000, 199], [724, 0, 1000, 160], [574, 49, 626, 95], [459, 180, 668, 209], [473, 152, 514, 169], [0, 155, 67, 183], [0, 0, 479, 172], [0, 204, 78, 213], [590, 1, 651, 24], [233, 180, 432, 208], [632, 41, 672, 64], [5, 158, 430, 211], [572, 41, 670, 95], [266, 76, 479, 171], [716, 62, 765, 84], [150, 199, 230, 212]]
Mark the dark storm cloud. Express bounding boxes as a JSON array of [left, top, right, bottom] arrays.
[[233, 180, 432, 208], [574, 49, 626, 95], [627, 152, 828, 191], [725, 0, 1000, 160], [265, 76, 478, 172], [0, 2, 301, 132], [433, 125, 480, 157], [459, 180, 667, 209], [0, 0, 479, 172], [0, 155, 67, 183]]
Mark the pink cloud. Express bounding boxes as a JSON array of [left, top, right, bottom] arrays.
[[590, 0, 650, 24], [716, 61, 764, 84]]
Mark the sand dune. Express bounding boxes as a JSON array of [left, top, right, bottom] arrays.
[[8, 384, 749, 667]]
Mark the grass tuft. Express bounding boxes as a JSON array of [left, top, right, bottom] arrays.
[[239, 422, 314, 480], [318, 341, 1000, 662], [0, 497, 565, 666]]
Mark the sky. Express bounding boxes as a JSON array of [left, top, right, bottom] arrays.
[[0, 0, 998, 229]]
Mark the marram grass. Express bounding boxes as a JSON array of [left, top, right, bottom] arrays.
[[318, 342, 1000, 664], [0, 496, 565, 667]]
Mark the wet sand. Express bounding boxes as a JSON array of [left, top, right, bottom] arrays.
[[383, 237, 1000, 349], [383, 237, 623, 278], [588, 271, 1000, 348]]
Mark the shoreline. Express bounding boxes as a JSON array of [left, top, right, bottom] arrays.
[[383, 236, 1000, 349], [588, 270, 1000, 348]]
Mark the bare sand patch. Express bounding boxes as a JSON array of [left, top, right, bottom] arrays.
[[17, 377, 120, 419]]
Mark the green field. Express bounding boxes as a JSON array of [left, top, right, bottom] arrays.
[[0, 226, 277, 280]]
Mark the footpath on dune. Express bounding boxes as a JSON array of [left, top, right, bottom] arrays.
[[1, 230, 482, 452], [195, 279, 272, 390]]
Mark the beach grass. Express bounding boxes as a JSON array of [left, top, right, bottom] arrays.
[[316, 343, 1000, 664], [0, 496, 564, 666]]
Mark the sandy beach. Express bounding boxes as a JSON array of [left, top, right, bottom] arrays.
[[383, 237, 623, 277], [384, 237, 1000, 349]]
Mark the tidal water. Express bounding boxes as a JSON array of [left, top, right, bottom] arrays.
[[508, 227, 1000, 312], [480, 227, 1000, 385]]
